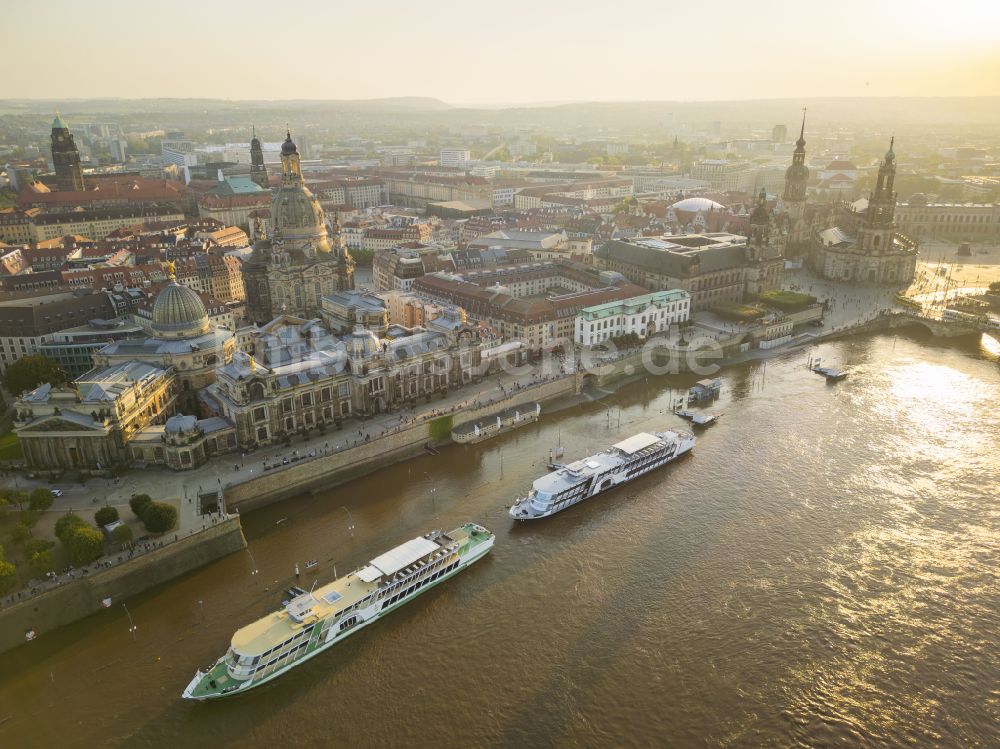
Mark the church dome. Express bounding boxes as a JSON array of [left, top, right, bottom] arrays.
[[271, 184, 329, 245], [152, 281, 210, 339], [281, 132, 298, 156], [671, 197, 725, 213]]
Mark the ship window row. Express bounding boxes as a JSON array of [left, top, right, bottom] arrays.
[[381, 561, 458, 609], [380, 552, 455, 597], [255, 624, 315, 663], [255, 640, 310, 676]]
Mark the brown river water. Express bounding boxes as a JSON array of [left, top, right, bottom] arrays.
[[1, 332, 998, 749]]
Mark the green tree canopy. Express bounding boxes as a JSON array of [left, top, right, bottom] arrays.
[[2, 355, 68, 397], [0, 559, 16, 595], [65, 526, 104, 566], [28, 488, 54, 513], [142, 502, 177, 534], [111, 524, 133, 546], [10, 521, 33, 545], [94, 506, 120, 527], [24, 539, 54, 574], [129, 494, 153, 519], [55, 513, 87, 544]]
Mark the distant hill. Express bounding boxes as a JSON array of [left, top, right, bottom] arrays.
[[0, 97, 452, 113]]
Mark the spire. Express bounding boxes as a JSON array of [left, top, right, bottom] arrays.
[[795, 107, 807, 149], [885, 135, 895, 161]]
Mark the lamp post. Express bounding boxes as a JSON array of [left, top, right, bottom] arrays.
[[340, 506, 355, 537], [122, 603, 137, 639]]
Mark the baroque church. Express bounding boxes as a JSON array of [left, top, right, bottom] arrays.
[[809, 138, 917, 285], [243, 130, 354, 323]]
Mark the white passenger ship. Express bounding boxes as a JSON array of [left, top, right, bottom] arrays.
[[509, 430, 695, 520], [182, 523, 494, 700]]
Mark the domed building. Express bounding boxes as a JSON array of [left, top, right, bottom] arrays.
[[151, 281, 212, 339], [93, 270, 236, 392], [244, 130, 354, 324], [664, 196, 733, 234]]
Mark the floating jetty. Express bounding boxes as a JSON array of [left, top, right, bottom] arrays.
[[675, 409, 721, 427], [688, 378, 722, 402], [451, 402, 541, 444], [809, 356, 848, 381]]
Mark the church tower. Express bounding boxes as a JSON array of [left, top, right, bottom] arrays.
[[857, 138, 897, 255], [50, 113, 85, 191], [249, 126, 268, 189], [782, 110, 809, 255], [747, 187, 770, 262]]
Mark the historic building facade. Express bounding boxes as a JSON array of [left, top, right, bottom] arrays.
[[594, 232, 777, 311], [93, 273, 236, 393], [810, 139, 918, 285], [13, 361, 177, 471], [243, 131, 354, 324], [208, 314, 484, 449]]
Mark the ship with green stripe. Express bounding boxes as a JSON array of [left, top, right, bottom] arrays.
[[182, 523, 494, 700]]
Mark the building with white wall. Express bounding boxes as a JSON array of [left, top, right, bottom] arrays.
[[574, 289, 690, 347], [440, 149, 471, 167]]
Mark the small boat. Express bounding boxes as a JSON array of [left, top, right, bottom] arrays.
[[675, 410, 720, 427], [25, 628, 37, 642], [101, 597, 113, 608], [305, 559, 319, 570]]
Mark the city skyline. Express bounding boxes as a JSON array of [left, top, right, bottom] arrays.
[[6, 0, 1000, 102]]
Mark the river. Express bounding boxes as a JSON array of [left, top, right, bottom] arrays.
[[1, 331, 998, 748]]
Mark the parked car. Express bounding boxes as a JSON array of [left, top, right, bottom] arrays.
[[50, 489, 63, 497]]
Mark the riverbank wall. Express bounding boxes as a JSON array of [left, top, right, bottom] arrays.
[[0, 517, 246, 656], [223, 375, 579, 513]]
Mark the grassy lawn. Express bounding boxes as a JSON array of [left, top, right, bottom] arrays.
[[758, 290, 817, 311], [0, 432, 22, 461]]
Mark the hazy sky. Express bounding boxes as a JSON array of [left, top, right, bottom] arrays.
[[6, 0, 1000, 103]]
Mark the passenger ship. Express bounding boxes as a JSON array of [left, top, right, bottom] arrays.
[[182, 523, 494, 701], [509, 430, 695, 520]]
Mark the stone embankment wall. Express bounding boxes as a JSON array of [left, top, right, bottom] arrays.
[[224, 376, 578, 512], [0, 517, 246, 655]]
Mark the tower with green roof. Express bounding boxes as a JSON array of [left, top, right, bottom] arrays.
[[50, 112, 85, 191]]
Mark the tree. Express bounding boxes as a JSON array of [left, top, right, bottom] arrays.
[[990, 281, 1000, 293], [142, 502, 177, 534], [24, 539, 54, 574], [129, 494, 153, 519], [0, 559, 16, 595], [94, 506, 119, 527], [28, 488, 54, 513], [55, 513, 87, 544], [65, 526, 104, 566], [111, 524, 133, 546], [2, 355, 68, 397], [10, 521, 33, 545]]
